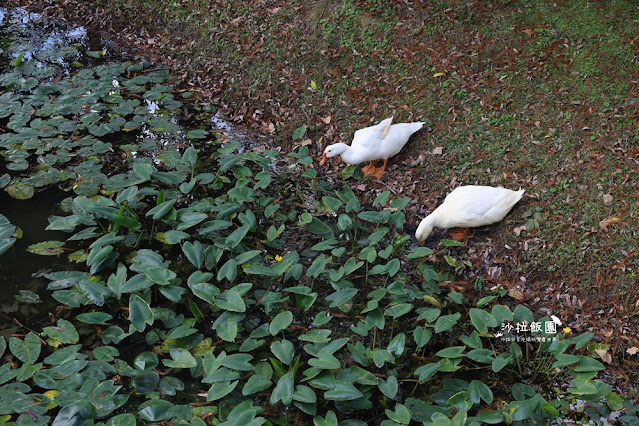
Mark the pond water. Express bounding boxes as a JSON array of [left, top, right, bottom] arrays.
[[0, 6, 102, 328], [0, 6, 243, 326]]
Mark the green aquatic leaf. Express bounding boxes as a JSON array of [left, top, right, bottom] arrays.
[[187, 129, 209, 139], [104, 93, 124, 103], [9, 332, 41, 364], [163, 349, 197, 368], [76, 312, 113, 325], [309, 352, 340, 369], [43, 319, 79, 344], [326, 288, 358, 308], [414, 363, 439, 382], [225, 224, 250, 248], [14, 289, 40, 304], [207, 380, 239, 401], [0, 214, 17, 256], [129, 294, 154, 332], [189, 282, 219, 304], [138, 399, 175, 422], [378, 376, 398, 399], [434, 313, 461, 333], [79, 279, 112, 305], [86, 244, 114, 266], [324, 382, 364, 401], [6, 182, 35, 199], [182, 240, 204, 268], [216, 289, 246, 312], [384, 303, 413, 319], [144, 266, 177, 285], [270, 372, 294, 406], [305, 218, 333, 235], [243, 367, 273, 395], [270, 311, 293, 335], [217, 258, 237, 282], [216, 318, 238, 342], [160, 230, 190, 244], [270, 339, 295, 365], [306, 254, 327, 278], [469, 380, 493, 405], [27, 240, 65, 256], [106, 414, 136, 426], [469, 308, 498, 334], [146, 199, 177, 220]]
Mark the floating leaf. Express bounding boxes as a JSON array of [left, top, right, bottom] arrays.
[[187, 129, 209, 139], [27, 240, 65, 256], [163, 349, 197, 368], [9, 332, 41, 364], [139, 400, 175, 422], [76, 312, 113, 325], [43, 319, 79, 344]]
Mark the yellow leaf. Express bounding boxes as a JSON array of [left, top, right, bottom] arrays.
[[44, 390, 60, 409], [310, 80, 317, 90], [599, 216, 620, 232], [507, 289, 524, 301], [433, 72, 444, 77], [47, 339, 62, 348], [423, 295, 441, 308]]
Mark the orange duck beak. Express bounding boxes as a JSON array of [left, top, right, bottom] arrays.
[[319, 152, 328, 166]]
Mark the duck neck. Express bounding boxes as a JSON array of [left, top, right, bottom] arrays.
[[416, 213, 437, 241], [337, 144, 362, 164]]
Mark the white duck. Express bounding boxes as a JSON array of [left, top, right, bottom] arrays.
[[415, 186, 525, 242], [319, 116, 424, 178]]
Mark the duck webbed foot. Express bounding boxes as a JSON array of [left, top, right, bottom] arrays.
[[361, 161, 377, 177], [449, 227, 472, 241], [370, 159, 388, 179]]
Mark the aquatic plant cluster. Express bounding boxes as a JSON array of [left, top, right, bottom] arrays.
[[1, 8, 638, 426]]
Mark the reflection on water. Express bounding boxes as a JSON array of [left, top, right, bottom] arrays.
[[0, 5, 107, 72]]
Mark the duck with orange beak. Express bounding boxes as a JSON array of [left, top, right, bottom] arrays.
[[319, 117, 424, 178]]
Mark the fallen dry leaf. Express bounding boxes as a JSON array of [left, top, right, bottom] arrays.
[[513, 225, 527, 236], [432, 146, 443, 155], [599, 216, 620, 232], [356, 183, 367, 191], [321, 115, 331, 124], [595, 348, 612, 364], [508, 289, 524, 300], [602, 193, 613, 206], [300, 138, 312, 146], [627, 346, 639, 355]]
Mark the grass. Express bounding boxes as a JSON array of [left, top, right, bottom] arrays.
[[38, 0, 639, 344]]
